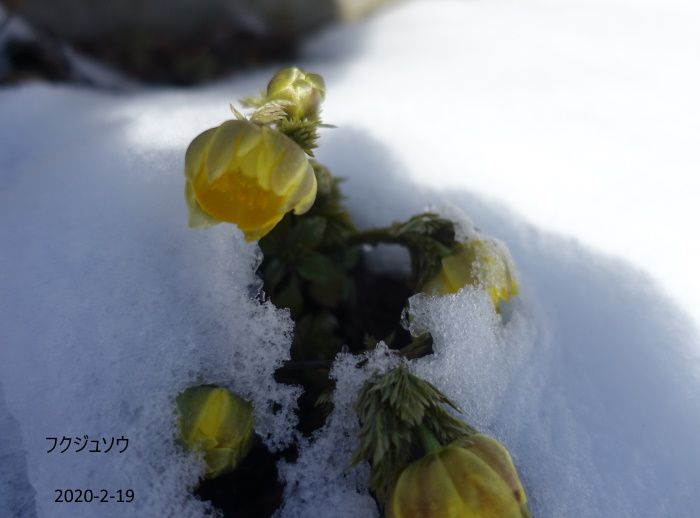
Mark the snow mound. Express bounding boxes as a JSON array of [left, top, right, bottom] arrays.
[[0, 84, 300, 517]]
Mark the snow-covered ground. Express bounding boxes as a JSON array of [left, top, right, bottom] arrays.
[[2, 0, 700, 517], [306, 0, 700, 332]]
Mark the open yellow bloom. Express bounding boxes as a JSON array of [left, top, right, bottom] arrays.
[[387, 444, 529, 518], [423, 238, 519, 310], [184, 119, 317, 240], [176, 386, 254, 479]]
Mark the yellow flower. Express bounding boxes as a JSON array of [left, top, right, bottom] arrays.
[[461, 434, 528, 509], [266, 66, 326, 120], [176, 386, 254, 479], [387, 444, 529, 518], [184, 119, 317, 241], [423, 238, 519, 310]]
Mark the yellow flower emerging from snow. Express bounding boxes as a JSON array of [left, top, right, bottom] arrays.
[[423, 238, 519, 310], [184, 119, 317, 241], [387, 443, 530, 518], [176, 386, 254, 479]]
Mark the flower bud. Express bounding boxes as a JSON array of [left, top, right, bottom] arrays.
[[176, 386, 254, 479], [423, 238, 519, 310], [266, 67, 326, 120], [462, 434, 528, 508], [387, 445, 527, 518], [184, 119, 317, 240]]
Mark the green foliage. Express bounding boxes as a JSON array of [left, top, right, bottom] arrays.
[[351, 366, 475, 505], [276, 118, 322, 155], [275, 275, 304, 319], [238, 80, 327, 156], [391, 213, 459, 289], [293, 312, 342, 361], [239, 93, 267, 109], [228, 103, 247, 121], [347, 213, 459, 290], [257, 161, 359, 361]]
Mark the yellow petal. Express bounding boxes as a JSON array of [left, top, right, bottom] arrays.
[[268, 134, 308, 196], [185, 181, 219, 228], [235, 120, 264, 159], [241, 216, 284, 241], [423, 238, 519, 311], [461, 435, 528, 507], [388, 446, 524, 518], [191, 165, 286, 237], [253, 127, 285, 190], [441, 250, 476, 293], [289, 162, 317, 214], [205, 121, 245, 183], [423, 267, 454, 295], [184, 119, 317, 240], [184, 127, 216, 181]]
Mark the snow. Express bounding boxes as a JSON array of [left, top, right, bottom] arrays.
[[0, 86, 301, 517], [2, 0, 700, 517], [277, 345, 400, 517], [280, 137, 700, 515], [306, 0, 700, 332]]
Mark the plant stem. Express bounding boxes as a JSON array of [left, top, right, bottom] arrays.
[[346, 228, 402, 247], [398, 333, 433, 359], [278, 359, 332, 371], [417, 425, 442, 456]]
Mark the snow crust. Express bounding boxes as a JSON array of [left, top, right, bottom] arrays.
[[2, 1, 700, 517], [277, 346, 399, 518], [0, 87, 300, 517]]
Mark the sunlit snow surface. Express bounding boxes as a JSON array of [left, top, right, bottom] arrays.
[[2, 1, 700, 517]]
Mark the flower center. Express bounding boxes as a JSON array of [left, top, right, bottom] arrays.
[[193, 168, 286, 232]]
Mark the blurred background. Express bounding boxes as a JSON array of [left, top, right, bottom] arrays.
[[0, 0, 397, 85]]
